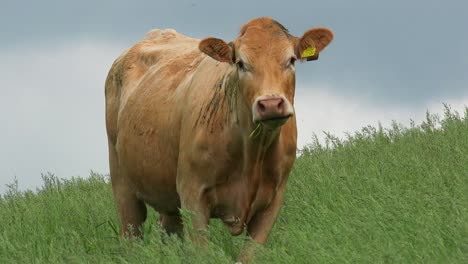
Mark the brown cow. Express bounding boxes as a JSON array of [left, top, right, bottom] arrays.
[[105, 17, 333, 261]]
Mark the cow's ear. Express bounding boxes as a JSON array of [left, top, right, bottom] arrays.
[[199, 37, 234, 64], [296, 28, 333, 61]]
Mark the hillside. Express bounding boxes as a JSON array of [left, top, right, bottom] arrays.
[[1, 106, 467, 263]]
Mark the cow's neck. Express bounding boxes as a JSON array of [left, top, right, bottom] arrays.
[[233, 81, 282, 180], [201, 67, 282, 163], [206, 70, 285, 224], [234, 96, 284, 222]]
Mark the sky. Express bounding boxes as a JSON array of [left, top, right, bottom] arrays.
[[1, 0, 467, 193]]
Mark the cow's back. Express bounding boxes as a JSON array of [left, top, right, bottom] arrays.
[[105, 29, 200, 144], [105, 29, 206, 212]]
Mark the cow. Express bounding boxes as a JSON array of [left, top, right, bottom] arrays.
[[105, 17, 333, 262]]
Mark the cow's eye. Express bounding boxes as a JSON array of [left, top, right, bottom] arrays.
[[237, 60, 247, 72], [289, 57, 296, 67]]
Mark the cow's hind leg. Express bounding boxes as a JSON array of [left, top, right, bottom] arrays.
[[108, 141, 147, 238], [114, 191, 147, 238], [159, 213, 183, 236]]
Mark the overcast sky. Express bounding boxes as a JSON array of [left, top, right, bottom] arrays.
[[1, 0, 467, 193]]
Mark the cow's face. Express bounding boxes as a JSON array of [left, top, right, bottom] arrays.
[[199, 18, 333, 129]]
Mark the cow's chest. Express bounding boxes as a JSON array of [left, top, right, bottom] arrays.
[[207, 165, 281, 234], [186, 125, 288, 234]]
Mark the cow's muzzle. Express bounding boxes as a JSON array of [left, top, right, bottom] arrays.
[[253, 95, 294, 127]]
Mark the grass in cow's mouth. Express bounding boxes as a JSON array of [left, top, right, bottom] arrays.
[[250, 117, 291, 139], [249, 122, 263, 138], [1, 106, 467, 263]]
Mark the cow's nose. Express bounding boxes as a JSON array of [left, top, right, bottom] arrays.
[[256, 97, 284, 117], [254, 96, 293, 123]]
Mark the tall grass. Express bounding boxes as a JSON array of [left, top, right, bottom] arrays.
[[1, 106, 467, 263]]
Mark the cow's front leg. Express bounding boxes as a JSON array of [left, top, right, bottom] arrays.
[[176, 176, 210, 244], [237, 186, 286, 263]]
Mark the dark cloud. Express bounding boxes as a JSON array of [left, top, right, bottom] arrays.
[[2, 0, 466, 104]]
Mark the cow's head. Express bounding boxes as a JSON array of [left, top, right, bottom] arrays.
[[199, 17, 333, 129]]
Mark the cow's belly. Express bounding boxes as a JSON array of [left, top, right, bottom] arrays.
[[116, 92, 183, 214], [116, 129, 181, 213]]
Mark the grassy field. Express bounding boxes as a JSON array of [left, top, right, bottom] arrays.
[[1, 106, 467, 263]]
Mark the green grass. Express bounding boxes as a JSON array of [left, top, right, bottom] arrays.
[[1, 106, 467, 263]]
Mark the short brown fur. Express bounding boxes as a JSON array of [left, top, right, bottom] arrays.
[[105, 17, 333, 262]]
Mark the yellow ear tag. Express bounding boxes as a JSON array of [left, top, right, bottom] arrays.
[[301, 47, 316, 58]]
